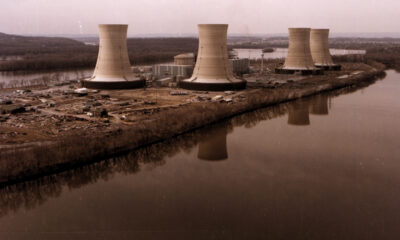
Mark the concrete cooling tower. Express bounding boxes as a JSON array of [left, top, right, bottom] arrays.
[[276, 28, 322, 75], [82, 24, 145, 89], [310, 29, 341, 70], [180, 24, 246, 91]]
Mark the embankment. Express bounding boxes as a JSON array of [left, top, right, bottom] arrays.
[[0, 62, 386, 186]]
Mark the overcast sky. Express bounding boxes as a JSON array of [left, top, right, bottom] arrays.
[[1, 0, 399, 36]]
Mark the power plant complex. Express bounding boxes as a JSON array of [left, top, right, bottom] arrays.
[[81, 24, 341, 90]]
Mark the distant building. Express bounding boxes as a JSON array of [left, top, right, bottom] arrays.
[[230, 58, 249, 75], [152, 65, 194, 79], [174, 53, 195, 66]]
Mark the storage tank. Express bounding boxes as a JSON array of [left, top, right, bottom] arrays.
[[276, 28, 322, 75], [82, 24, 145, 89], [180, 24, 246, 91], [174, 53, 195, 66], [310, 29, 341, 70]]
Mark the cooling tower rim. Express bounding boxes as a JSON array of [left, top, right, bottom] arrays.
[[288, 27, 311, 31], [311, 28, 330, 31], [81, 78, 145, 90], [198, 24, 228, 28], [98, 24, 128, 28], [179, 79, 246, 91]]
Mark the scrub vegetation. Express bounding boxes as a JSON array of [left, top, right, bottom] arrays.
[[0, 32, 198, 71]]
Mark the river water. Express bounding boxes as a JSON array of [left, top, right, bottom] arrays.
[[233, 48, 366, 60], [0, 70, 399, 239]]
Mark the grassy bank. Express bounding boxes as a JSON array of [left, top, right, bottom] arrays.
[[0, 61, 385, 186]]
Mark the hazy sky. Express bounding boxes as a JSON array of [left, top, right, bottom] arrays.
[[1, 0, 399, 36]]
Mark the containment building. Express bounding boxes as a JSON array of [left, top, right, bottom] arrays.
[[276, 28, 323, 75], [310, 29, 341, 70], [180, 24, 246, 91], [82, 24, 145, 89]]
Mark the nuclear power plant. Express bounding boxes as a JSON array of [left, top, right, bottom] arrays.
[[180, 24, 246, 91], [310, 29, 341, 70], [82, 24, 145, 89], [276, 28, 323, 75]]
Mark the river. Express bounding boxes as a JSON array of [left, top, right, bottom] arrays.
[[233, 48, 366, 60], [0, 70, 399, 239]]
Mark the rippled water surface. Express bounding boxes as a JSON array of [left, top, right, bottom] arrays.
[[0, 71, 399, 240]]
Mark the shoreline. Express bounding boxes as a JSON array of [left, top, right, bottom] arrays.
[[0, 61, 386, 186]]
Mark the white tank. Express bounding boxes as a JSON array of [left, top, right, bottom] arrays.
[[83, 24, 144, 89], [180, 24, 246, 91], [283, 28, 316, 70], [174, 53, 194, 66]]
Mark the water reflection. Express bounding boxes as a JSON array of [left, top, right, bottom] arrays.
[[287, 99, 311, 126], [197, 124, 232, 161], [0, 73, 391, 239], [309, 95, 330, 115]]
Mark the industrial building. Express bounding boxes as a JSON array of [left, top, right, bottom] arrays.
[[180, 24, 246, 91], [230, 58, 250, 75], [310, 29, 341, 70], [276, 28, 323, 75], [152, 65, 194, 80], [82, 24, 145, 89], [152, 54, 249, 83]]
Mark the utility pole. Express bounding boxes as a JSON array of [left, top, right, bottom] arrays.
[[260, 53, 264, 74]]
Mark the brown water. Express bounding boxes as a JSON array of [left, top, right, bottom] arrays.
[[0, 70, 399, 240]]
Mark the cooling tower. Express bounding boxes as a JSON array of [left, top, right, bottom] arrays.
[[310, 29, 341, 70], [180, 24, 246, 91], [309, 95, 329, 115], [82, 24, 145, 89], [276, 28, 322, 75], [288, 100, 310, 126], [198, 126, 228, 161]]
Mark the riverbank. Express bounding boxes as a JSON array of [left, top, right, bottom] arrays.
[[0, 61, 385, 185]]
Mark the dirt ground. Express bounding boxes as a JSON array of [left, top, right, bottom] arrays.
[[0, 62, 381, 147]]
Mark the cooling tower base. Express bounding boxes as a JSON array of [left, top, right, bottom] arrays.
[[275, 68, 324, 75], [179, 80, 246, 91], [315, 64, 342, 71], [81, 79, 146, 90]]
